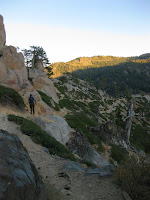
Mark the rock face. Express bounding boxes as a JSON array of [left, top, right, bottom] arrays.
[[0, 15, 6, 56], [89, 122, 123, 145], [34, 115, 72, 145], [66, 131, 109, 167], [0, 129, 47, 200]]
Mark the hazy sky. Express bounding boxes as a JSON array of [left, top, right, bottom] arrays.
[[1, 0, 150, 63]]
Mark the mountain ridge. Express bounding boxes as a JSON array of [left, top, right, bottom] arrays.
[[49, 53, 150, 78]]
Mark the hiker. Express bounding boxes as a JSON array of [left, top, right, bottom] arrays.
[[28, 94, 36, 114]]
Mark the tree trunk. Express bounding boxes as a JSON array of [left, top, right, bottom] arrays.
[[124, 100, 133, 145]]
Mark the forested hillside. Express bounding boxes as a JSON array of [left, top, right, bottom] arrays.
[[48, 54, 150, 97]]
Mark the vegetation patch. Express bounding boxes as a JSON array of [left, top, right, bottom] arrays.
[[8, 114, 76, 161], [116, 157, 150, 200], [0, 85, 25, 109], [37, 90, 53, 107], [130, 124, 150, 153], [54, 83, 68, 96], [65, 112, 99, 145], [111, 145, 128, 163], [59, 98, 78, 110]]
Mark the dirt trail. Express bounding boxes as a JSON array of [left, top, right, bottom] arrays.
[[0, 106, 124, 200]]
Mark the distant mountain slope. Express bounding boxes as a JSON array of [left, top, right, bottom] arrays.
[[48, 54, 150, 96]]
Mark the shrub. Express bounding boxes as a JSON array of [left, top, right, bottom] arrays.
[[37, 90, 53, 107], [54, 84, 67, 95], [116, 157, 150, 200], [111, 144, 128, 163], [0, 85, 25, 109], [65, 112, 98, 134], [59, 98, 77, 110], [58, 76, 67, 83], [97, 141, 104, 152], [54, 102, 60, 111], [8, 114, 76, 161], [88, 101, 100, 113]]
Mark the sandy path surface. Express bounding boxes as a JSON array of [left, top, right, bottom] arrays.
[[0, 109, 124, 200]]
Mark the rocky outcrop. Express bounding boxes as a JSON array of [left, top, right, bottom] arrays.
[[66, 131, 109, 167], [0, 15, 58, 114], [28, 64, 59, 103], [0, 129, 47, 200], [0, 15, 6, 56], [34, 115, 72, 145], [89, 122, 123, 145]]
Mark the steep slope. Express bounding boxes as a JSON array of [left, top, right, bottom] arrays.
[[51, 74, 150, 158]]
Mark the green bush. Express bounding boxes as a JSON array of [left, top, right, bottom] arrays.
[[116, 157, 150, 200], [0, 85, 25, 109], [59, 98, 79, 110], [37, 90, 53, 107], [8, 114, 76, 160], [88, 101, 100, 113], [111, 145, 128, 163], [97, 141, 104, 152], [54, 84, 67, 95], [65, 112, 98, 134], [54, 102, 60, 111]]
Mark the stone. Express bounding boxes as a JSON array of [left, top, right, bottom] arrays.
[[66, 131, 109, 167], [0, 129, 48, 200], [34, 115, 72, 145], [0, 15, 6, 56]]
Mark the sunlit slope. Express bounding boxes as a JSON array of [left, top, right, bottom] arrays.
[[47, 54, 150, 96]]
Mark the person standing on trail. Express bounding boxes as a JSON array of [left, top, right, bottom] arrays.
[[28, 94, 36, 114]]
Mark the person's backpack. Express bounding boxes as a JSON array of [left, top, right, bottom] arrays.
[[29, 97, 35, 105]]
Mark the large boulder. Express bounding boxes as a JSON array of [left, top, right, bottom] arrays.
[[33, 76, 59, 103], [66, 131, 109, 167], [89, 121, 123, 145], [34, 115, 72, 145], [0, 15, 6, 56], [0, 129, 48, 200]]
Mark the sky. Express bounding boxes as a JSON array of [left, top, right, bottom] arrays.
[[0, 0, 150, 63]]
